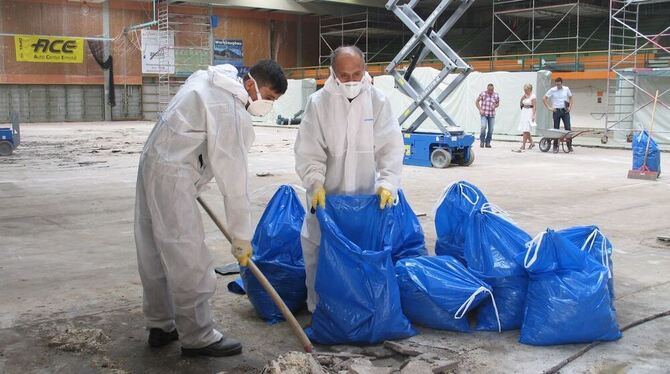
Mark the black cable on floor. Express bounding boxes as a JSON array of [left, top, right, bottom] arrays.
[[543, 309, 670, 374]]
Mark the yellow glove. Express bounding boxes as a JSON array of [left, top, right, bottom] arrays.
[[231, 239, 252, 267], [378, 187, 394, 209], [310, 185, 326, 213]]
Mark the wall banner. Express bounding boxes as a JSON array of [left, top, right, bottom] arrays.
[[14, 35, 84, 63]]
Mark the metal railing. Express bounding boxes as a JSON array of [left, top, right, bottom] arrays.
[[284, 48, 663, 81]]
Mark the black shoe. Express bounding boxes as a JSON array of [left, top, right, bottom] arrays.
[[568, 146, 574, 153], [148, 328, 179, 348], [553, 147, 559, 154], [480, 142, 485, 148], [485, 143, 491, 148], [182, 337, 243, 357]]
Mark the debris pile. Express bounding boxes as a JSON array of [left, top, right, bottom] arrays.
[[46, 326, 110, 353]]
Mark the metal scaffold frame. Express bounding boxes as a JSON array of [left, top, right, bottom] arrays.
[[604, 0, 670, 142], [491, 0, 609, 69], [318, 9, 407, 65], [156, 3, 212, 114]]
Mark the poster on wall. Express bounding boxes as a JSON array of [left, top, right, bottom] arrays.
[[175, 49, 210, 77], [14, 35, 84, 63], [213, 39, 244, 72], [141, 29, 175, 74]]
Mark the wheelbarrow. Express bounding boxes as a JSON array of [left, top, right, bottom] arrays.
[[538, 129, 589, 153]]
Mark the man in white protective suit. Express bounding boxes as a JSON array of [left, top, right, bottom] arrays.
[[134, 60, 287, 357], [294, 45, 404, 313]]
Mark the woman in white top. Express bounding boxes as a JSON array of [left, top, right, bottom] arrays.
[[517, 83, 536, 151]]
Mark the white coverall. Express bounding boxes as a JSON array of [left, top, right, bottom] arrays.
[[135, 64, 254, 348], [294, 73, 404, 312]]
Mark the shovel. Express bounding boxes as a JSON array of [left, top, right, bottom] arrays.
[[196, 196, 314, 353]]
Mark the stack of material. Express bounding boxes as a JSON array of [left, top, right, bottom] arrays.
[[520, 229, 621, 345], [306, 194, 421, 345], [231, 185, 308, 324]]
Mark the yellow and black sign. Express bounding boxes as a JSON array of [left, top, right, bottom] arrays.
[[14, 35, 84, 63]]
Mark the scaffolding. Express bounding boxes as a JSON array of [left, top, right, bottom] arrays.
[[156, 3, 211, 114], [318, 9, 407, 65], [604, 0, 670, 143], [491, 0, 609, 69]]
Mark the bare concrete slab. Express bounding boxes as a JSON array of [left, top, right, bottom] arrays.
[[0, 122, 668, 373]]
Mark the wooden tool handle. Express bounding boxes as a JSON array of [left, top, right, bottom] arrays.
[[196, 196, 314, 353]]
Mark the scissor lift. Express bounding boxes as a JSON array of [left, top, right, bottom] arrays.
[[385, 0, 475, 168]]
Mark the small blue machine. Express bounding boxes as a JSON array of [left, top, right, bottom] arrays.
[[0, 112, 20, 156], [403, 132, 475, 168], [386, 0, 476, 168]]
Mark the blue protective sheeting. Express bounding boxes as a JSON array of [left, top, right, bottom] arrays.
[[306, 195, 417, 345], [632, 130, 661, 174], [520, 229, 621, 346], [390, 190, 427, 263], [435, 181, 489, 262], [396, 256, 498, 332], [557, 225, 615, 304], [464, 208, 531, 331], [240, 185, 307, 324]]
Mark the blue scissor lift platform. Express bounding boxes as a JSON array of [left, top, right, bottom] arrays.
[[0, 112, 20, 156], [386, 0, 476, 168]]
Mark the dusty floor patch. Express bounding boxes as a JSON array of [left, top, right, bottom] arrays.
[[45, 326, 110, 353]]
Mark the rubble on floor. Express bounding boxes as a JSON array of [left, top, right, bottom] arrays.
[[45, 325, 110, 353], [263, 343, 460, 374]]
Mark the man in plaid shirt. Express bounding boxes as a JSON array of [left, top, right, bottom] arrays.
[[475, 83, 500, 148]]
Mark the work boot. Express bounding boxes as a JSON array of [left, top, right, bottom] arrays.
[[148, 328, 179, 348], [485, 143, 491, 148], [553, 146, 559, 154], [182, 337, 243, 357], [480, 142, 485, 148]]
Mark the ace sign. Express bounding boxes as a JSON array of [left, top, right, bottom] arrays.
[[14, 35, 84, 63]]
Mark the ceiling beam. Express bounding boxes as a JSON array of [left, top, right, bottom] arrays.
[[296, 0, 387, 8], [172, 0, 366, 15]]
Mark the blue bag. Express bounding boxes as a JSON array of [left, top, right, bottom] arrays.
[[435, 181, 489, 262], [389, 190, 427, 263], [239, 185, 307, 324], [396, 256, 498, 332], [464, 207, 531, 331], [520, 229, 621, 346], [632, 130, 661, 174], [557, 225, 615, 304], [306, 195, 417, 345]]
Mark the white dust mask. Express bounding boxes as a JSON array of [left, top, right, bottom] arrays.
[[246, 73, 274, 116], [331, 67, 363, 99]]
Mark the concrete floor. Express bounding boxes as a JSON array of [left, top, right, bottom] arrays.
[[0, 122, 669, 374]]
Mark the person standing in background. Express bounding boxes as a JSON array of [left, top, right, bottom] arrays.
[[515, 84, 536, 152], [543, 77, 574, 153], [475, 83, 500, 148]]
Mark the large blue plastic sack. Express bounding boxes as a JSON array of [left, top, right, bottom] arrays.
[[389, 190, 427, 263], [557, 225, 615, 304], [520, 229, 621, 345], [464, 208, 531, 331], [306, 195, 417, 345], [435, 181, 489, 262], [396, 256, 497, 332], [632, 130, 661, 174], [239, 185, 307, 324]]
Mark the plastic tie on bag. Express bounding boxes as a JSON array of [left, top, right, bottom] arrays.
[[524, 231, 546, 268], [581, 228, 612, 279], [454, 286, 502, 333]]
